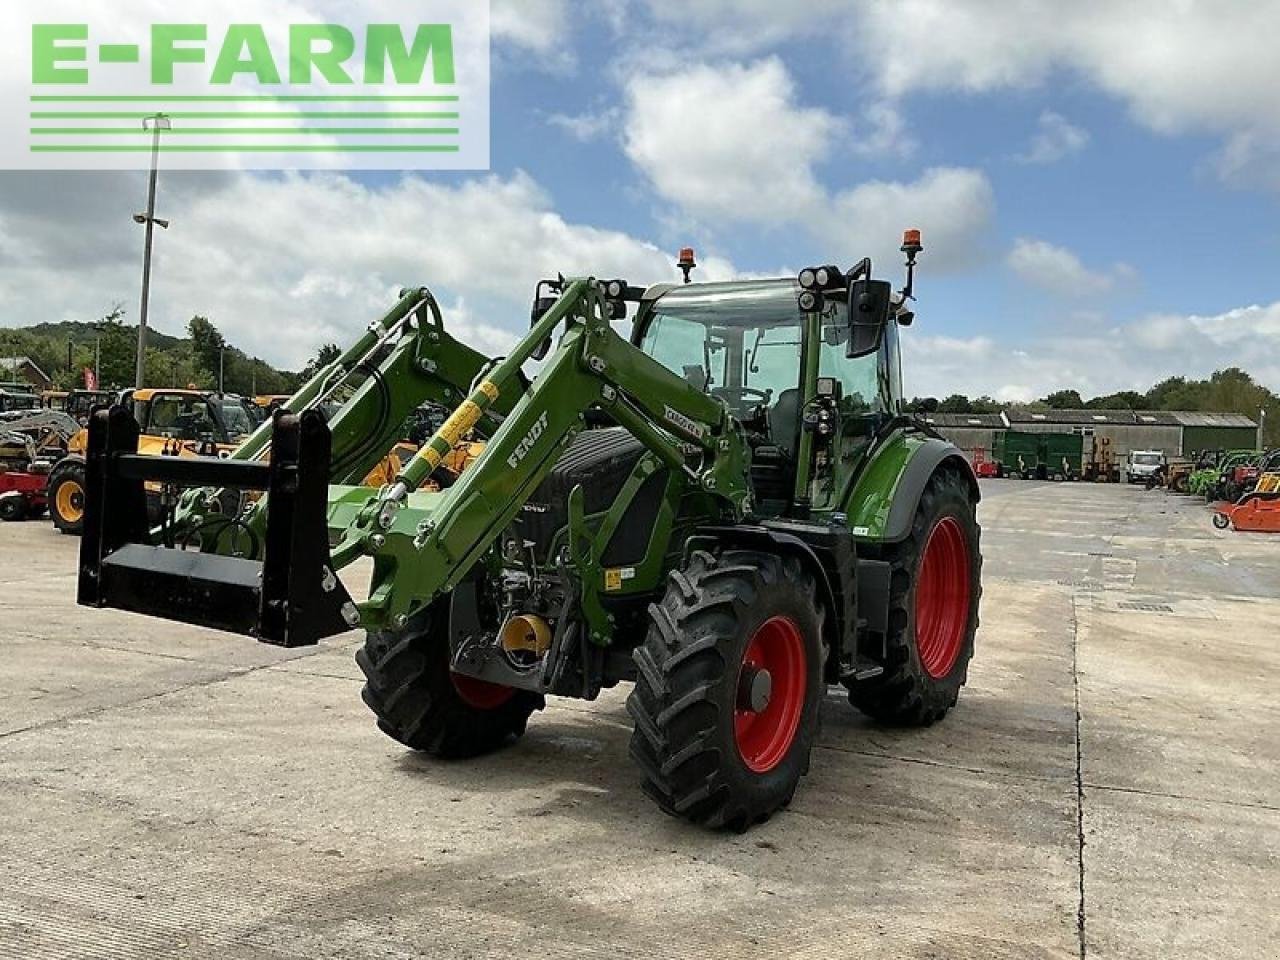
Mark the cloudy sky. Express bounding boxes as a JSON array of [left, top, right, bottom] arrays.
[[3, 0, 1279, 401]]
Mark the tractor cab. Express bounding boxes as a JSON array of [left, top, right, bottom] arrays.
[[633, 271, 907, 517], [0, 385, 39, 413], [128, 389, 253, 447]]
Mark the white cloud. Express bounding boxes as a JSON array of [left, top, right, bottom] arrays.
[[491, 0, 567, 56], [622, 59, 992, 269], [852, 102, 917, 158], [903, 301, 1280, 400], [1007, 238, 1134, 297], [547, 107, 620, 142], [828, 168, 994, 272], [623, 58, 841, 224], [641, 2, 1280, 184], [1017, 111, 1090, 164], [0, 170, 739, 370]]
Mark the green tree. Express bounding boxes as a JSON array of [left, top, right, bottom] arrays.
[[300, 342, 341, 382], [96, 307, 136, 388], [187, 315, 226, 385], [1043, 389, 1083, 409], [1086, 390, 1145, 410], [937, 394, 971, 413]]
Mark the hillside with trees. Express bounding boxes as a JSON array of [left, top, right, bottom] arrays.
[[905, 368, 1278, 445], [0, 308, 299, 396]]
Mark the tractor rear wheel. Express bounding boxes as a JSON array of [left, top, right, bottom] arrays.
[[356, 607, 544, 758], [626, 550, 825, 830], [48, 458, 86, 535], [846, 468, 981, 726]]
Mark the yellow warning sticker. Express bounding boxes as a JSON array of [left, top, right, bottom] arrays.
[[604, 568, 623, 592], [440, 400, 483, 446], [477, 380, 500, 401], [416, 400, 484, 468]]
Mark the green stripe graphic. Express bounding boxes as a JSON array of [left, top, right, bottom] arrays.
[[31, 111, 460, 119], [32, 127, 460, 136], [31, 144, 462, 153], [30, 95, 459, 103]]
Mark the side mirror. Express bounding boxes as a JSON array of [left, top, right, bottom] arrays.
[[847, 278, 892, 358]]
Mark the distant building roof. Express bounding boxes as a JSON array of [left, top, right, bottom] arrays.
[[1131, 410, 1181, 425], [1170, 411, 1258, 428], [920, 413, 1004, 428], [1003, 408, 1138, 425], [931, 408, 1258, 430], [0, 356, 50, 386]]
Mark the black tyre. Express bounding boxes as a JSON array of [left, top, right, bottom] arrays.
[[356, 606, 544, 759], [48, 457, 87, 535], [0, 496, 26, 522], [626, 550, 825, 830], [1212, 512, 1230, 530], [845, 468, 982, 726]]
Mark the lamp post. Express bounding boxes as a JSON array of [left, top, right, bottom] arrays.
[[133, 113, 172, 389]]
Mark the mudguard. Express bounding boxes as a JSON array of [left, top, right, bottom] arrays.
[[843, 432, 978, 543]]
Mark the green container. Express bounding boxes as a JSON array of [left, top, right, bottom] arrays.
[[992, 429, 1083, 479], [1042, 432, 1084, 478]]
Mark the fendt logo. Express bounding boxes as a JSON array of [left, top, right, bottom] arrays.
[[4, 1, 490, 171], [508, 412, 550, 470]]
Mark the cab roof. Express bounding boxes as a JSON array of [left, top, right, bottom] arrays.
[[132, 388, 209, 402]]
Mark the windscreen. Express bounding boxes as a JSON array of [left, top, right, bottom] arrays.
[[638, 285, 886, 418], [219, 400, 255, 438]]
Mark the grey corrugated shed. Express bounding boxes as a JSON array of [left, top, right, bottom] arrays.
[[1003, 409, 1138, 425], [1131, 410, 1182, 426], [920, 413, 1005, 428], [1171, 411, 1257, 428]]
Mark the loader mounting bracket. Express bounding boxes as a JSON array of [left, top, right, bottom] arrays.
[[77, 405, 356, 647]]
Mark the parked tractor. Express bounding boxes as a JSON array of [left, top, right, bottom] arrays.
[[47, 388, 256, 535], [75, 234, 982, 829]]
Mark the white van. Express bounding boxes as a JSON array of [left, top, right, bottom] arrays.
[[1126, 450, 1165, 483]]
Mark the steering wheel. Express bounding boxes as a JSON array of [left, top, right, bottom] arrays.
[[712, 386, 773, 407]]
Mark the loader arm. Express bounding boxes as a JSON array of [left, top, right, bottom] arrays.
[[78, 278, 753, 647], [340, 278, 753, 631], [173, 287, 526, 549]]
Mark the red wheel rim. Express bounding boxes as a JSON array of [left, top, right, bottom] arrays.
[[915, 516, 972, 679], [450, 672, 515, 710], [734, 616, 807, 774]]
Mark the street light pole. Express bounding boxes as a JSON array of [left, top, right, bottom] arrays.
[[134, 113, 171, 390]]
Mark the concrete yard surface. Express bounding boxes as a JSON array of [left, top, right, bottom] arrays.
[[1, 481, 1276, 959]]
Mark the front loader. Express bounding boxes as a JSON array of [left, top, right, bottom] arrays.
[[77, 232, 982, 829]]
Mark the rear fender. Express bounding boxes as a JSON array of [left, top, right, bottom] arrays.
[[843, 434, 978, 543]]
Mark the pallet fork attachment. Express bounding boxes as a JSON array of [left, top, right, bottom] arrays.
[[77, 405, 355, 647]]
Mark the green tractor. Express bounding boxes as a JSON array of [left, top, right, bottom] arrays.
[[76, 232, 982, 829]]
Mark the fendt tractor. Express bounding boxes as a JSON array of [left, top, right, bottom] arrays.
[[76, 232, 982, 829]]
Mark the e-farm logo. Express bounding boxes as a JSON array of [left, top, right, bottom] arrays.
[[5, 1, 490, 171]]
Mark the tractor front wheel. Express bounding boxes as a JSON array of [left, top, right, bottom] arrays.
[[846, 468, 982, 725], [356, 606, 544, 758], [626, 550, 825, 830], [47, 458, 87, 535]]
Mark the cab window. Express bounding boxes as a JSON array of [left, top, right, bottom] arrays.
[[145, 395, 222, 442]]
